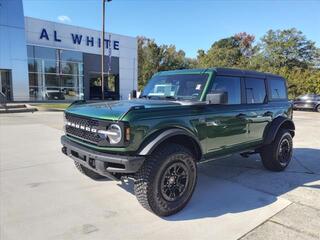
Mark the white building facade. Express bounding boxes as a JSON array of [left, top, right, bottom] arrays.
[[0, 0, 138, 102]]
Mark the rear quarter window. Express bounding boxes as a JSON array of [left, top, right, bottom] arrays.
[[269, 78, 287, 100]]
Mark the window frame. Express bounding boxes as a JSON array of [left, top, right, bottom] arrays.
[[267, 77, 288, 101]]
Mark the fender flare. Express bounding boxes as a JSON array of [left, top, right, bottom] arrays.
[[139, 128, 203, 157], [263, 116, 295, 145]]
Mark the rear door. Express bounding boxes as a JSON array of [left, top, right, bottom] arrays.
[[244, 77, 272, 143]]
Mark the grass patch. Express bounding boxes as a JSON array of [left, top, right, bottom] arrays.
[[33, 103, 70, 110]]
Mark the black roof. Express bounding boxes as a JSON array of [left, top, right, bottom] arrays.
[[157, 67, 284, 79], [213, 67, 282, 78]]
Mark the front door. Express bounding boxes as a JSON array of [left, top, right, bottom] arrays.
[[205, 75, 249, 158], [0, 70, 12, 101], [205, 106, 249, 156]]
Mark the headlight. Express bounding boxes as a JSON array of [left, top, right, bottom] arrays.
[[106, 124, 122, 144]]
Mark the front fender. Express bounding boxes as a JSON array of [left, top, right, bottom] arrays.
[[138, 128, 203, 156]]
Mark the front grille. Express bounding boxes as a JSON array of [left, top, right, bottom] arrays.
[[65, 113, 108, 145], [66, 125, 101, 143], [65, 113, 99, 127]]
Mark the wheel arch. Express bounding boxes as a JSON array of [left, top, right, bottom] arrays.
[[263, 116, 295, 145], [138, 128, 203, 161]]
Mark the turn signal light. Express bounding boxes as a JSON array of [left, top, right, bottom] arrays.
[[125, 127, 131, 142]]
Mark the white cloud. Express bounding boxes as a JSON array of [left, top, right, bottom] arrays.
[[57, 15, 71, 23]]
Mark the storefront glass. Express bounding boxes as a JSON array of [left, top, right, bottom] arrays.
[[27, 45, 84, 101]]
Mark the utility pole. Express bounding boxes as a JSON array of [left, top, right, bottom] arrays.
[[101, 0, 105, 100], [101, 0, 112, 100]]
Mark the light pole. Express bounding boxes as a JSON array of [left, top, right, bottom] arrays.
[[101, 0, 112, 100]]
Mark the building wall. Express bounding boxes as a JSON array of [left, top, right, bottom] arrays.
[[0, 0, 29, 100], [25, 17, 137, 100]]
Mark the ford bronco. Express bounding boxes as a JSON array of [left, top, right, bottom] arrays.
[[61, 68, 295, 216]]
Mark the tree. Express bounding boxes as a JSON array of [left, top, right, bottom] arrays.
[[137, 29, 320, 98], [138, 37, 163, 90], [260, 28, 319, 69], [137, 36, 191, 90], [196, 32, 257, 68]]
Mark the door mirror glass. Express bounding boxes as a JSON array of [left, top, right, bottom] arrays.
[[206, 91, 228, 104]]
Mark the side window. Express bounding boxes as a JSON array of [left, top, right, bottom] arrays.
[[245, 78, 266, 104], [211, 76, 241, 104], [269, 78, 287, 99]]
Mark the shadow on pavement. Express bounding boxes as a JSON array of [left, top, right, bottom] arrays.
[[117, 148, 320, 221]]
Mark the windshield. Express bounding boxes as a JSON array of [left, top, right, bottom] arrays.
[[140, 73, 209, 100]]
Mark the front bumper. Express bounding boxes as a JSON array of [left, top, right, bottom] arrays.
[[61, 136, 145, 180]]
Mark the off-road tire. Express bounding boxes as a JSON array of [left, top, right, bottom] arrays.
[[74, 161, 106, 180], [260, 129, 293, 171], [134, 144, 197, 216]]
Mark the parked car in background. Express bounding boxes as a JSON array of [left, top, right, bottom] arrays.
[[293, 94, 320, 112], [45, 89, 65, 100]]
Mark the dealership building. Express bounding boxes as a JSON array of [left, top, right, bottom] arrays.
[[0, 0, 138, 102]]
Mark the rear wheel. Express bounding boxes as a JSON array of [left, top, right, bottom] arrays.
[[134, 144, 197, 216], [74, 161, 107, 180], [316, 105, 320, 112], [260, 129, 293, 171]]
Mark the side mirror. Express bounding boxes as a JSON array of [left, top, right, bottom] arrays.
[[206, 91, 228, 104]]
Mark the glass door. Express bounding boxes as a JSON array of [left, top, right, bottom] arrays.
[[89, 73, 119, 100], [0, 70, 12, 101]]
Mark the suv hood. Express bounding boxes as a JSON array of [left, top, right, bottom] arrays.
[[66, 99, 184, 121]]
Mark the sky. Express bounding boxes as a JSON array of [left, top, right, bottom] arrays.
[[23, 0, 320, 58]]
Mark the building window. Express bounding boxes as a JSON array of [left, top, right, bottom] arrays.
[[27, 45, 84, 101]]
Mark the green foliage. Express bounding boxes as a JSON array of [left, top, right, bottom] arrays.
[[196, 33, 257, 68], [260, 28, 318, 69], [138, 29, 320, 97]]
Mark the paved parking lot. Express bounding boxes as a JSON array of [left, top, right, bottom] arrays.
[[0, 110, 319, 240]]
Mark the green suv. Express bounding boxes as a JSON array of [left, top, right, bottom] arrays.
[[61, 68, 295, 216]]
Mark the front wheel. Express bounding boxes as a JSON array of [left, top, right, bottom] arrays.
[[134, 144, 197, 216], [260, 129, 293, 171], [316, 105, 320, 112]]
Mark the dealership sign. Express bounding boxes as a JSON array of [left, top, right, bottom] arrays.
[[39, 28, 120, 50]]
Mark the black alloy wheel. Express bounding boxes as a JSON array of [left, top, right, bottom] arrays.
[[160, 162, 189, 202], [278, 138, 291, 165]]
